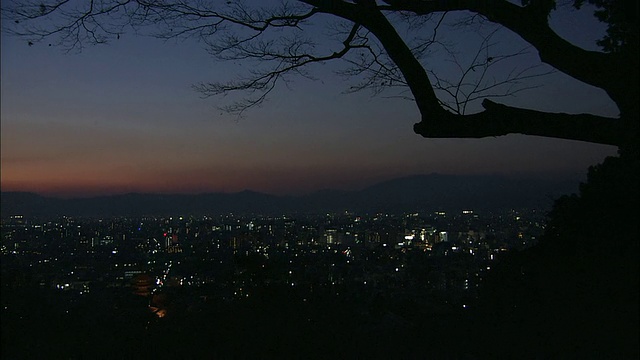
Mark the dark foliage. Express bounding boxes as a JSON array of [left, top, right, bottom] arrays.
[[474, 152, 639, 358], [573, 0, 639, 53]]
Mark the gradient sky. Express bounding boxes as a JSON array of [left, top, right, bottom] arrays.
[[1, 2, 619, 197]]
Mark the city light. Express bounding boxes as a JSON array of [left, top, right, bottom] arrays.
[[1, 208, 546, 354]]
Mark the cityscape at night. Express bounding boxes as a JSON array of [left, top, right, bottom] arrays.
[[2, 207, 547, 357], [1, 0, 638, 358]]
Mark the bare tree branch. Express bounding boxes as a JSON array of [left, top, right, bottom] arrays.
[[2, 0, 636, 148], [415, 99, 622, 146]]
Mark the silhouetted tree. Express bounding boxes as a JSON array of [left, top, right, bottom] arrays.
[[3, 0, 638, 151], [3, 0, 639, 357]]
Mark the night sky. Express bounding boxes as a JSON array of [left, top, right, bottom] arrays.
[[0, 2, 619, 197]]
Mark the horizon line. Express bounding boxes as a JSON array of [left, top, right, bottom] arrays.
[[1, 172, 584, 200]]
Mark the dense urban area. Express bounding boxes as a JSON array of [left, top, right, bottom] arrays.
[[1, 208, 548, 357]]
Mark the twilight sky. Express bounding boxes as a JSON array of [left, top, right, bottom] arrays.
[[1, 2, 619, 197]]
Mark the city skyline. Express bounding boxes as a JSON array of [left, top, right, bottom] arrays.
[[0, 3, 619, 197]]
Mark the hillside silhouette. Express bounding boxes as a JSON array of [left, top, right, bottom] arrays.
[[472, 154, 639, 358]]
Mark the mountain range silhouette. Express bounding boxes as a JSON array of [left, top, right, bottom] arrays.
[[1, 174, 580, 217]]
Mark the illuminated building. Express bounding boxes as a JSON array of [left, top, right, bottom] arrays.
[[131, 273, 154, 297], [325, 229, 338, 245]]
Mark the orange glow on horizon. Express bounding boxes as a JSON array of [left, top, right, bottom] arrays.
[[1, 168, 388, 198]]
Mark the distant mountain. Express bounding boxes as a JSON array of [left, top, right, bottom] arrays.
[[1, 174, 579, 217], [362, 174, 576, 210], [0, 191, 291, 218]]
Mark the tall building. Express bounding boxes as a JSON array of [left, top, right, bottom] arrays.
[[325, 229, 338, 245]]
